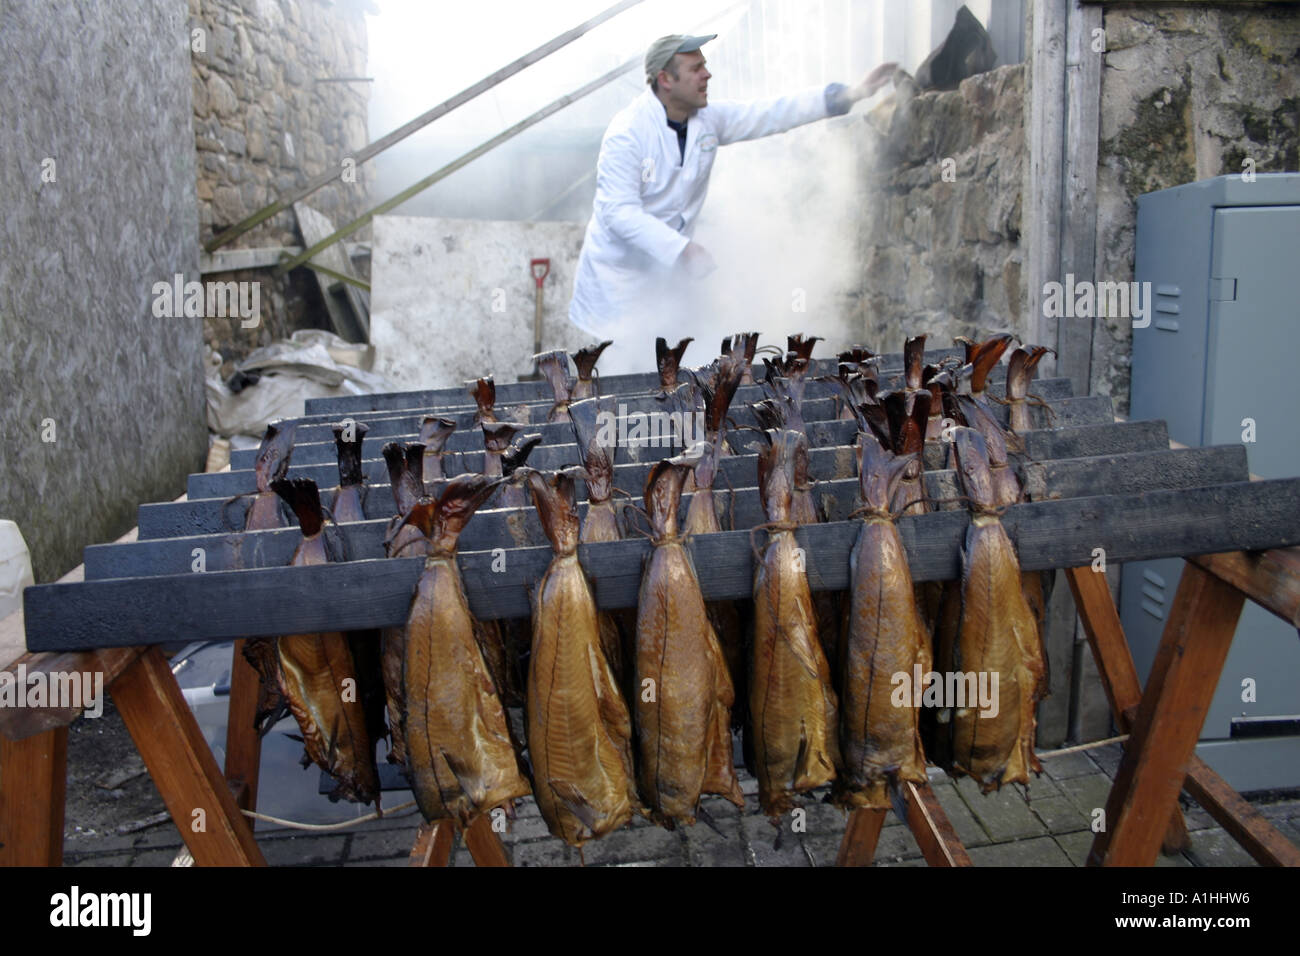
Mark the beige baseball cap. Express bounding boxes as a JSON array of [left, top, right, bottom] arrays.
[[645, 34, 717, 83]]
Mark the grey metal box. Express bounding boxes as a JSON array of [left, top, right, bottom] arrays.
[[1126, 173, 1300, 792]]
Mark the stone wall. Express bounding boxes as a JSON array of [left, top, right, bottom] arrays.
[[190, 0, 373, 361], [1094, 2, 1300, 411], [852, 64, 1029, 352], [0, 0, 206, 581]]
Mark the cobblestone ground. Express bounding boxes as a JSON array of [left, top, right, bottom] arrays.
[[64, 739, 1300, 867]]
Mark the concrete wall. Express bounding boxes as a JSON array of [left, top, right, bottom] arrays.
[[191, 0, 372, 362], [1093, 2, 1300, 412], [369, 216, 592, 390], [0, 0, 206, 581]]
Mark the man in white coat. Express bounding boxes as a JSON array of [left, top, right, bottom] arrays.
[[567, 33, 895, 370]]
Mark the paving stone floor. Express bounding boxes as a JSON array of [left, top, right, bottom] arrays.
[[64, 742, 1300, 867]]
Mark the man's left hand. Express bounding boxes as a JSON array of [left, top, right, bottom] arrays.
[[850, 62, 899, 103]]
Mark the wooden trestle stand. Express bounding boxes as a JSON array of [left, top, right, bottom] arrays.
[[6, 350, 1299, 868]]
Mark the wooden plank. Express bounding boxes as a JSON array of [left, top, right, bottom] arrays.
[[0, 727, 66, 866], [94, 445, 1249, 581], [409, 820, 454, 867], [283, 361, 1027, 435], [1088, 563, 1246, 866], [303, 348, 967, 415], [1036, 569, 1075, 747], [148, 416, 1160, 541], [26, 477, 1300, 652], [835, 808, 886, 866], [236, 375, 1073, 469], [293, 203, 369, 343], [1064, 565, 1190, 853], [190, 395, 1114, 499], [1187, 547, 1300, 630], [0, 647, 144, 740], [902, 781, 972, 867], [286, 392, 855, 448], [110, 647, 266, 866], [1183, 755, 1300, 868], [292, 383, 1096, 449], [1057, 0, 1103, 396], [223, 640, 263, 817], [1028, 0, 1068, 365], [463, 813, 511, 866]]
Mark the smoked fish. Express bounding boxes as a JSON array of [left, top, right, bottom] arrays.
[[721, 331, 758, 384], [330, 420, 369, 523], [572, 396, 628, 685], [834, 432, 930, 809], [398, 474, 531, 825], [536, 349, 574, 422], [571, 340, 613, 400], [682, 357, 748, 717], [245, 420, 295, 529], [240, 420, 297, 734], [418, 415, 456, 481], [379, 441, 427, 769], [750, 428, 840, 816], [1006, 345, 1053, 434], [635, 455, 744, 827], [654, 336, 693, 395], [267, 477, 380, 804], [946, 428, 1044, 792], [524, 467, 637, 845]]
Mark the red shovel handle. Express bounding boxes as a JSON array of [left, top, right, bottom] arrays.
[[530, 258, 551, 287]]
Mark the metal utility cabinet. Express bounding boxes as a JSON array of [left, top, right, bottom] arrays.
[[1127, 173, 1300, 791]]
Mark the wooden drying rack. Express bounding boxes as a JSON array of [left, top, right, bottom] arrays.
[[4, 351, 1299, 868]]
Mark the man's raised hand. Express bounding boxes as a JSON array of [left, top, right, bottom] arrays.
[[850, 62, 899, 103]]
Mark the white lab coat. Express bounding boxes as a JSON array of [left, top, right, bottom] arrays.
[[567, 85, 836, 341]]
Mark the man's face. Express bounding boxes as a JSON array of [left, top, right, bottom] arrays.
[[660, 50, 711, 112]]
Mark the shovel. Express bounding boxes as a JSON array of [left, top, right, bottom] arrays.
[[519, 258, 551, 381]]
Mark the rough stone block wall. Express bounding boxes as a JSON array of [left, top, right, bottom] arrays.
[[0, 0, 206, 581], [1095, 3, 1300, 411], [189, 0, 373, 361], [853, 64, 1029, 352]]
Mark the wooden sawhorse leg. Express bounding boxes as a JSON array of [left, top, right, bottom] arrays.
[[409, 814, 511, 866], [1077, 563, 1244, 866], [0, 727, 67, 866], [111, 647, 265, 866], [410, 820, 454, 866], [224, 639, 263, 819], [837, 781, 972, 866], [1066, 566, 1192, 853]]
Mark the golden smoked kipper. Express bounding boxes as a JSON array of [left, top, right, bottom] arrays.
[[418, 415, 456, 480], [396, 474, 530, 825], [261, 477, 379, 805], [635, 453, 744, 827], [682, 353, 747, 716], [571, 395, 629, 686], [245, 419, 295, 529], [523, 467, 637, 846], [834, 431, 930, 809], [239, 420, 296, 742], [750, 427, 840, 816], [378, 441, 427, 770], [329, 420, 369, 523], [570, 339, 612, 401], [946, 427, 1044, 791]]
